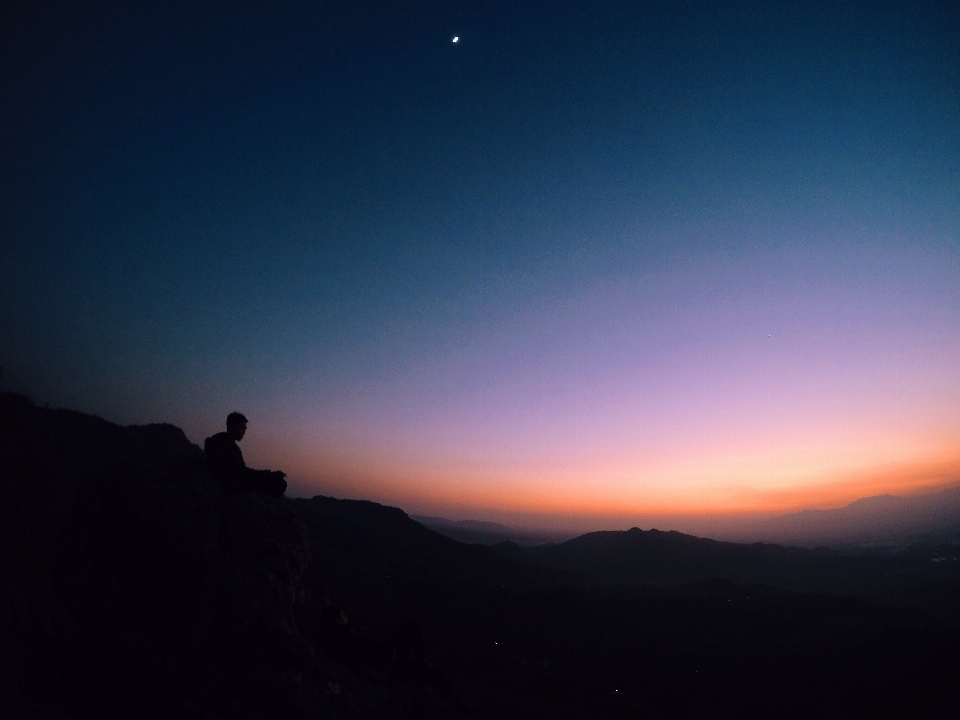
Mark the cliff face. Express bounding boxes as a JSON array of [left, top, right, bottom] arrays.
[[0, 393, 378, 719]]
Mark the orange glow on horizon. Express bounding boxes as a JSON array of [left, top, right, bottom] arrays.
[[271, 436, 960, 522]]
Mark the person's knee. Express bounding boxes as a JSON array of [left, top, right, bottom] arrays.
[[247, 470, 286, 497]]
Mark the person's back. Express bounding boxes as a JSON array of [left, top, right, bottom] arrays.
[[204, 429, 246, 494], [204, 412, 287, 497]]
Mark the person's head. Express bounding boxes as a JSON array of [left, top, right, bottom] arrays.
[[226, 412, 248, 441]]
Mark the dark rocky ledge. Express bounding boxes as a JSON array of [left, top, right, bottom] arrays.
[[0, 392, 461, 719], [3, 391, 960, 719]]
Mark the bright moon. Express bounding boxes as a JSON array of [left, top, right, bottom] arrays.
[[452, 36, 459, 43]]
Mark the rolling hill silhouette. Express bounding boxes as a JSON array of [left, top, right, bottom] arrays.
[[502, 526, 960, 624], [3, 390, 960, 718]]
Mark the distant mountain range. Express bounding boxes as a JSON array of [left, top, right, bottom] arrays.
[[750, 485, 960, 547], [309, 495, 960, 625], [411, 515, 575, 546], [418, 484, 960, 550]]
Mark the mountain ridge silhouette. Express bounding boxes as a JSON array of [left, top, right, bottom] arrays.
[[3, 391, 960, 718]]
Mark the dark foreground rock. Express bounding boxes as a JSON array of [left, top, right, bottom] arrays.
[[0, 393, 465, 719]]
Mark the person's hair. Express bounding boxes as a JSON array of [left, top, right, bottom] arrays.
[[226, 412, 248, 426]]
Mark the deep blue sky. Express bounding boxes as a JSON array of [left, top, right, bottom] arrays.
[[2, 1, 958, 523]]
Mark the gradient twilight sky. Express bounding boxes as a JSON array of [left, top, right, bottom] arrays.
[[2, 1, 958, 530]]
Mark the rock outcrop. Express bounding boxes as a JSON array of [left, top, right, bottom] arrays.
[[4, 393, 958, 719], [0, 392, 440, 719]]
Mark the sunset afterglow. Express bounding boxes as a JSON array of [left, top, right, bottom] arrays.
[[3, 2, 958, 533]]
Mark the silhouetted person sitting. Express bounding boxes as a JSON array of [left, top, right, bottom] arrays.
[[204, 412, 287, 497]]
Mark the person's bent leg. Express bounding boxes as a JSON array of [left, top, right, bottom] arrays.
[[248, 470, 287, 497]]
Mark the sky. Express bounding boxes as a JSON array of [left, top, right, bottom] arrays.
[[2, 1, 959, 532]]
